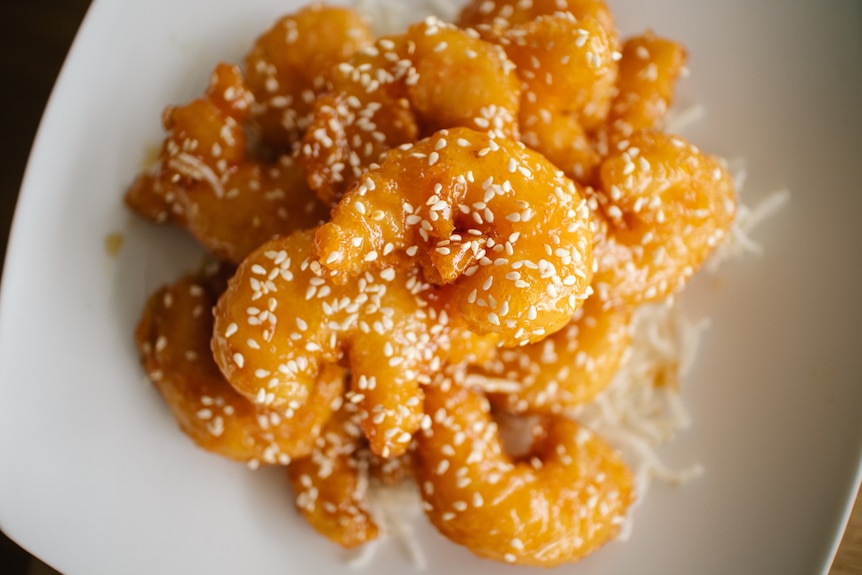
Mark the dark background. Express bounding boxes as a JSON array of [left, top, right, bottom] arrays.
[[1, 0, 92, 571], [1, 1, 859, 574], [1, 0, 92, 278]]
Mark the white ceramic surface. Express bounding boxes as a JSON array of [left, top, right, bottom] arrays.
[[1, 1, 861, 574]]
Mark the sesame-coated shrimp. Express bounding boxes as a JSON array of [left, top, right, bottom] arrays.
[[125, 63, 329, 264], [300, 16, 521, 204], [500, 12, 618, 181], [472, 295, 632, 415], [126, 63, 254, 226], [414, 377, 635, 566], [212, 229, 496, 458], [287, 400, 418, 548], [599, 31, 688, 146], [503, 13, 617, 132], [315, 127, 594, 346], [591, 130, 736, 306], [458, 0, 617, 45], [287, 401, 379, 548], [245, 4, 374, 152], [134, 266, 345, 465]]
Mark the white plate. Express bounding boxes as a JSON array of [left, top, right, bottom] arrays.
[[1, 0, 861, 574]]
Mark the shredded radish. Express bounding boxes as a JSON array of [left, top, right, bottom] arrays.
[[166, 153, 225, 198]]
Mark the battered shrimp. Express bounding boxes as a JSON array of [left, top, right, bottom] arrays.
[[126, 63, 329, 264], [591, 130, 737, 306], [135, 265, 344, 465], [126, 172, 180, 225], [458, 0, 617, 45], [414, 377, 635, 566], [501, 12, 618, 181], [472, 295, 632, 415], [288, 402, 379, 548], [315, 127, 594, 346], [212, 229, 496, 458], [301, 16, 521, 203], [601, 31, 688, 144], [125, 62, 253, 226], [245, 4, 374, 152]]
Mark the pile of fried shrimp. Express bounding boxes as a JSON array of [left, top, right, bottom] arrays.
[[128, 0, 736, 567]]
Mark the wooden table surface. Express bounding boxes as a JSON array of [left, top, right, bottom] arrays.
[[832, 490, 862, 575], [1, 1, 861, 573]]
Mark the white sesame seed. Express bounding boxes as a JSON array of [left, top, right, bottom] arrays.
[[233, 353, 245, 368], [224, 323, 238, 338]]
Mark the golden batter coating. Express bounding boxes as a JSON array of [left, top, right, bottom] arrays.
[[503, 13, 617, 131], [414, 377, 635, 566], [315, 127, 593, 346], [474, 295, 632, 414], [245, 4, 374, 153], [300, 16, 520, 204], [212, 229, 496, 458], [287, 402, 379, 548], [602, 31, 688, 143], [501, 12, 618, 181], [126, 171, 180, 225], [125, 63, 329, 264], [125, 63, 251, 226], [135, 265, 344, 465], [591, 130, 737, 306], [458, 0, 617, 46]]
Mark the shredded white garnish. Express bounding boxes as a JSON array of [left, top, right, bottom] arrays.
[[355, 0, 411, 35], [348, 479, 426, 569], [423, 0, 461, 22], [572, 301, 709, 538], [708, 184, 791, 268], [347, 536, 382, 569], [463, 373, 522, 394], [167, 153, 225, 198], [662, 103, 705, 134]]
